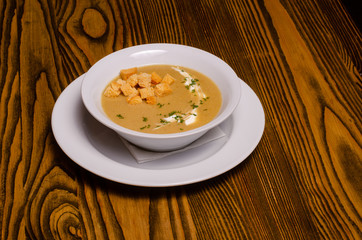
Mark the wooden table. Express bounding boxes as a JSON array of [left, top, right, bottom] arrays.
[[1, 0, 361, 239]]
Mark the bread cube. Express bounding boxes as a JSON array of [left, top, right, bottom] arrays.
[[120, 83, 138, 96], [151, 72, 162, 84], [127, 74, 138, 87], [139, 87, 155, 99], [104, 86, 121, 97], [116, 79, 126, 86], [110, 81, 122, 91], [154, 83, 172, 96], [120, 67, 137, 80], [146, 96, 157, 105], [127, 95, 142, 105], [137, 73, 152, 87], [162, 74, 175, 85]]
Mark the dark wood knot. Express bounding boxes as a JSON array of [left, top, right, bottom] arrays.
[[82, 8, 107, 39]]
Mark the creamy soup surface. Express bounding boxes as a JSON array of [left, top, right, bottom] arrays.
[[101, 65, 222, 134]]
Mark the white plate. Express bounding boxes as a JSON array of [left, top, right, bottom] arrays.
[[51, 75, 265, 187]]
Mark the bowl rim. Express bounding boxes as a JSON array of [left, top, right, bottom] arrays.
[[81, 43, 241, 139]]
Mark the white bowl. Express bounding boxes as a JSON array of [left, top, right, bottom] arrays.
[[81, 44, 241, 151]]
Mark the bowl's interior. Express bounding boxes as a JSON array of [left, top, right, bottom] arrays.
[[81, 44, 241, 137]]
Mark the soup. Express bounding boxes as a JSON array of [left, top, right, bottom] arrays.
[[101, 65, 222, 134]]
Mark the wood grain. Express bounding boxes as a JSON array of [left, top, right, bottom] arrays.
[[0, 0, 361, 239]]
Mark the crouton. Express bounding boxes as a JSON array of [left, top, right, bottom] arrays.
[[162, 74, 175, 85], [151, 72, 162, 84], [120, 83, 138, 96], [139, 87, 155, 99], [104, 86, 121, 97], [137, 73, 151, 88], [105, 68, 177, 105], [127, 95, 142, 105], [146, 96, 157, 105], [154, 83, 172, 96], [127, 74, 138, 87], [116, 79, 126, 86], [120, 67, 137, 80], [110, 81, 122, 91]]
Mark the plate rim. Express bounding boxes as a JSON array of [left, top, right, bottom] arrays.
[[51, 75, 265, 187]]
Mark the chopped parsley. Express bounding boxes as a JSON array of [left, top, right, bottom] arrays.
[[190, 78, 199, 86], [166, 111, 186, 123], [168, 111, 176, 116], [157, 103, 164, 108], [199, 97, 209, 105], [174, 115, 184, 123], [140, 124, 151, 130], [160, 119, 170, 125], [168, 111, 181, 116], [116, 114, 124, 119], [191, 103, 199, 109], [142, 117, 148, 122]]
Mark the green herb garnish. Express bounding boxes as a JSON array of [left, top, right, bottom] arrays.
[[190, 78, 198, 86], [168, 111, 181, 116], [116, 114, 124, 119], [174, 115, 184, 123], [140, 124, 151, 130], [160, 119, 170, 125], [157, 103, 165, 108], [191, 103, 199, 109]]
